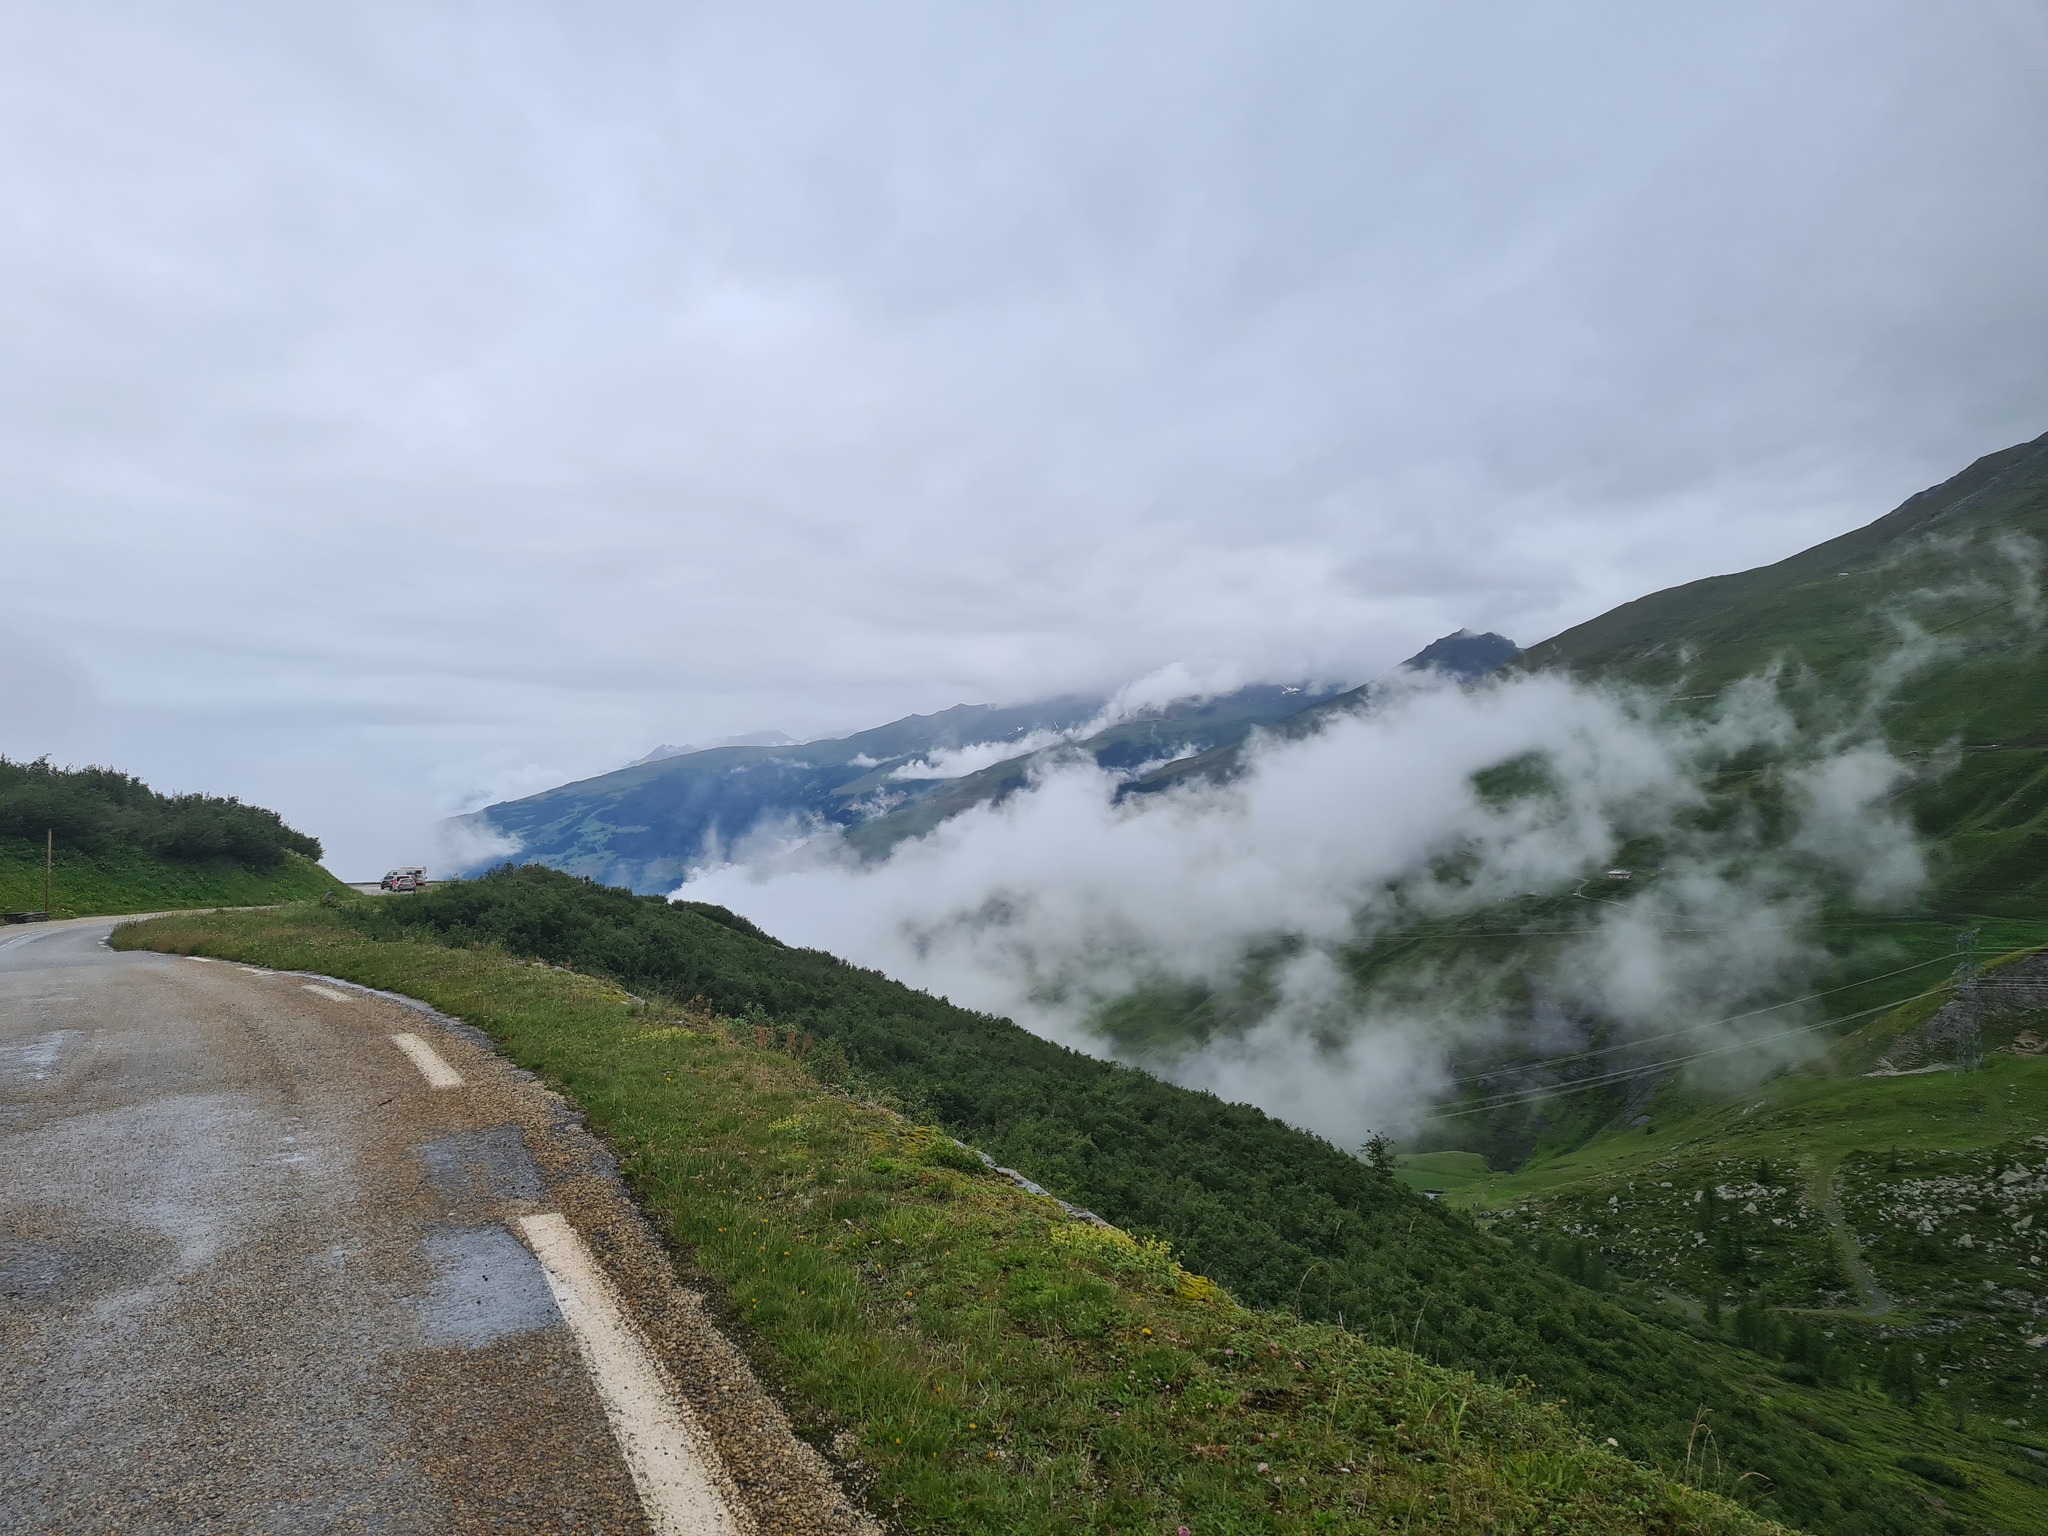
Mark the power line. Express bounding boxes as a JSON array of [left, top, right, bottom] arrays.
[[1432, 982, 1956, 1120], [1356, 908, 2023, 941], [1438, 950, 1961, 1091]]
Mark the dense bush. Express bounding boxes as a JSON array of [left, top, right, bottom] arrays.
[[354, 863, 1940, 1534], [0, 757, 322, 868]]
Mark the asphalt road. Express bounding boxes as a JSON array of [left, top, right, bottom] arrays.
[[0, 919, 871, 1536]]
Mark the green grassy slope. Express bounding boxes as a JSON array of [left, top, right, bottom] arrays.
[[0, 839, 344, 916], [1520, 429, 2048, 914], [1335, 430, 2048, 1529], [1360, 512, 2048, 1512], [0, 756, 342, 916], [1517, 431, 2048, 686], [1434, 943, 2048, 1524], [1098, 429, 2048, 1169], [115, 902, 1784, 1536], [324, 864, 2007, 1533]]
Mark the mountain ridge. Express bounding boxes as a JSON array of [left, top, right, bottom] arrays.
[[449, 633, 1533, 887], [1116, 628, 1523, 799], [447, 695, 1106, 889], [1516, 428, 2048, 685]]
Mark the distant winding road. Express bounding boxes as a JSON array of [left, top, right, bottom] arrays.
[[0, 918, 870, 1535]]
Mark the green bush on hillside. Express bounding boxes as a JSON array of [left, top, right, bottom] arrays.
[[349, 862, 1941, 1535], [0, 756, 321, 868], [114, 903, 1793, 1536]]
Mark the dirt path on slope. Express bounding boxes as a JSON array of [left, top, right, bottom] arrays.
[[1807, 1154, 1891, 1317]]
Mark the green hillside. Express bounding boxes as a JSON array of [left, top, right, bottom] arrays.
[[116, 900, 1786, 1536], [1518, 431, 2048, 686], [1520, 428, 2048, 914], [1424, 940, 2048, 1524], [1098, 428, 2048, 1161], [323, 863, 2027, 1533], [0, 839, 342, 916], [1360, 430, 2048, 1526], [0, 757, 343, 915]]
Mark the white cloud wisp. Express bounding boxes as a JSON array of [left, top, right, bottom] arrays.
[[682, 667, 1927, 1148]]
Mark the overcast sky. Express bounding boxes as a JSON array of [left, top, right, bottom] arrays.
[[2, 3, 2045, 875]]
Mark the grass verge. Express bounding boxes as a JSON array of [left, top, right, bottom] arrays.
[[0, 839, 344, 916], [114, 902, 1783, 1536]]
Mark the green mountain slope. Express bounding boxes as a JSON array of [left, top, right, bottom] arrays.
[[117, 899, 1791, 1536], [1424, 932, 2048, 1529], [1518, 430, 2048, 685], [345, 863, 2006, 1533], [1362, 429, 2048, 1523], [0, 757, 343, 916], [1521, 428, 2048, 913], [0, 840, 342, 916]]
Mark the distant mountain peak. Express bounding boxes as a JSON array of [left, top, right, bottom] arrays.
[[629, 744, 690, 766], [629, 729, 797, 767], [1401, 630, 1521, 683]]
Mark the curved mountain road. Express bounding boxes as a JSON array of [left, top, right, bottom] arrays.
[[0, 918, 872, 1536]]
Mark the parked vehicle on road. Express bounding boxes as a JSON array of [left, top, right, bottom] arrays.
[[380, 867, 427, 892]]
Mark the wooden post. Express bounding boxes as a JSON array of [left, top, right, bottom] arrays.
[[44, 828, 52, 916]]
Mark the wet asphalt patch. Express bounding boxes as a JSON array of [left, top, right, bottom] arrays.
[[417, 1225, 562, 1348], [420, 1124, 546, 1201], [0, 1215, 178, 1306]]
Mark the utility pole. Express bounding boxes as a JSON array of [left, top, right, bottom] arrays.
[[44, 828, 52, 917], [1955, 928, 1984, 1072]]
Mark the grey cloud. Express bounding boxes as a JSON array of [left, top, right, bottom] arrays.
[[0, 4, 2042, 872], [681, 663, 1929, 1145], [0, 624, 96, 765]]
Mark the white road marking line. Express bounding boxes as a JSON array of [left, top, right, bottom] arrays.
[[184, 954, 214, 963], [302, 982, 350, 1001], [517, 1214, 743, 1536], [389, 1033, 465, 1089], [239, 966, 270, 975]]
